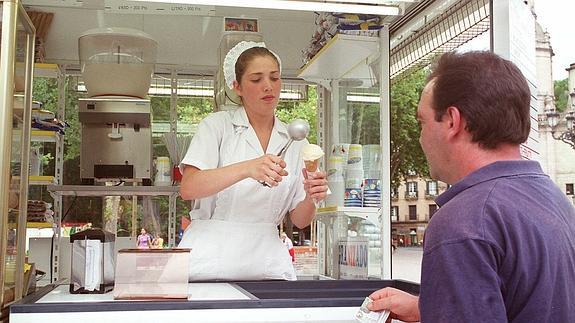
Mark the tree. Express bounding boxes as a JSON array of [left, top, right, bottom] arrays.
[[554, 78, 568, 112], [389, 69, 429, 188], [276, 86, 318, 144]]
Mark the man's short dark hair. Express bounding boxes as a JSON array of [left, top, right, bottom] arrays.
[[428, 51, 531, 149]]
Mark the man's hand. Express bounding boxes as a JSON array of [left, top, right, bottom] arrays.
[[367, 287, 420, 323]]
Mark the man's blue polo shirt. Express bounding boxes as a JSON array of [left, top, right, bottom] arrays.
[[420, 160, 575, 322]]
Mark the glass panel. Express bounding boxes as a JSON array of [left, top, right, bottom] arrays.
[[3, 5, 34, 305]]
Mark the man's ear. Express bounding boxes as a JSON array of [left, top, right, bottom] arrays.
[[444, 106, 464, 137]]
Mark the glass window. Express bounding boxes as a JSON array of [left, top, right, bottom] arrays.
[[408, 205, 417, 220], [406, 181, 418, 198], [391, 186, 399, 199], [426, 180, 438, 196], [429, 204, 438, 219], [391, 206, 399, 218]]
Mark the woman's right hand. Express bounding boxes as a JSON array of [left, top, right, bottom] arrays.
[[247, 154, 288, 187]]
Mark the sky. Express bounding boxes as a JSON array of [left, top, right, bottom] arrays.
[[534, 0, 575, 80]]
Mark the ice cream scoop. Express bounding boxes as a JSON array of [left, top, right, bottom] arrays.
[[277, 119, 310, 159], [301, 144, 324, 172], [260, 119, 310, 187]]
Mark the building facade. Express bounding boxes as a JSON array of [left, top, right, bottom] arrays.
[[391, 176, 449, 246], [535, 20, 575, 205]]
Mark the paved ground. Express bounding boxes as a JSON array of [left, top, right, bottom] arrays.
[[392, 247, 423, 283], [295, 246, 423, 283]]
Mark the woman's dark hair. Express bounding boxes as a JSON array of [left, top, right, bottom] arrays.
[[428, 51, 531, 149], [235, 47, 280, 84]]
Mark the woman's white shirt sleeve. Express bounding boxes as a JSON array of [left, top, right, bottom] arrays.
[[179, 114, 222, 172]]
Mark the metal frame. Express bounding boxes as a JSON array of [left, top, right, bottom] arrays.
[[378, 24, 392, 279], [47, 185, 180, 281]]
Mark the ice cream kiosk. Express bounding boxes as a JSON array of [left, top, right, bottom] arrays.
[[0, 0, 519, 321]]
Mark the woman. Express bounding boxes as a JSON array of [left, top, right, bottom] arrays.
[[136, 228, 152, 249], [179, 41, 328, 281]]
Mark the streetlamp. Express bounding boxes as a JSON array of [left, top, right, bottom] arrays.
[[545, 96, 575, 150]]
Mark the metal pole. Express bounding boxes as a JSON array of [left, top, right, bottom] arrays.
[[379, 24, 392, 279], [169, 69, 178, 247]]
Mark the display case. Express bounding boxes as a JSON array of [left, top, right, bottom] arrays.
[[298, 27, 392, 280], [0, 0, 36, 310]]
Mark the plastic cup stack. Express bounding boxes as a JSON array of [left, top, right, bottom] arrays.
[[361, 145, 381, 207], [154, 156, 172, 186], [344, 144, 364, 207], [325, 155, 345, 207]]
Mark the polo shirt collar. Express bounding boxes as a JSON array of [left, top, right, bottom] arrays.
[[436, 160, 545, 207]]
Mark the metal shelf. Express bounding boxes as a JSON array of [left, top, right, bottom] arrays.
[[33, 63, 60, 78], [8, 222, 53, 229], [316, 206, 380, 227], [31, 130, 60, 143], [29, 175, 56, 185], [298, 34, 379, 87], [46, 185, 179, 197]]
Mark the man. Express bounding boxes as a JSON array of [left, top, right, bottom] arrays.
[[368, 51, 575, 322]]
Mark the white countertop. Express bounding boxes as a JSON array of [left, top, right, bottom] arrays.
[[37, 283, 251, 303]]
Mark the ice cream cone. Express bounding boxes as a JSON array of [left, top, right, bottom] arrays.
[[301, 144, 324, 173], [304, 159, 320, 172]]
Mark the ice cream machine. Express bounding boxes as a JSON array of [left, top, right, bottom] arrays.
[[77, 27, 157, 184], [79, 97, 152, 184]]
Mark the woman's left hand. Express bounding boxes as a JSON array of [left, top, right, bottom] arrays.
[[302, 169, 328, 203]]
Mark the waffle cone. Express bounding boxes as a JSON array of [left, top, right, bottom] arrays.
[[304, 159, 319, 172]]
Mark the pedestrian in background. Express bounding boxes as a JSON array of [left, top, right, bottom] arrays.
[[136, 228, 152, 249], [281, 232, 295, 262], [368, 51, 575, 322]]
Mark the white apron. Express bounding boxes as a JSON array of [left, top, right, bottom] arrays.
[[179, 220, 295, 281]]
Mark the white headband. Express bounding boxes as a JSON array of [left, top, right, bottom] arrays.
[[223, 41, 282, 89]]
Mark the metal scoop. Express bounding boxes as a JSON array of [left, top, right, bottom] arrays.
[[260, 119, 310, 187], [277, 119, 310, 158]]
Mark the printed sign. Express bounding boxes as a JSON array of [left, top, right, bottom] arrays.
[[338, 238, 369, 279], [224, 17, 259, 32]]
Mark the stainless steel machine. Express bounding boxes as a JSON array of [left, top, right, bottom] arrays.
[[79, 97, 152, 184], [78, 27, 157, 184]]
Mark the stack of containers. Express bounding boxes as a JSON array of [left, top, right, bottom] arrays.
[[362, 144, 381, 207], [325, 154, 345, 207], [344, 144, 363, 207]]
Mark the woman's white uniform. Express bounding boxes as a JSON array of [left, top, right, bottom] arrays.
[[179, 107, 307, 281]]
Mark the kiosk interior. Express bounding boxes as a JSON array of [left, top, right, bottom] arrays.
[[0, 0, 505, 321]]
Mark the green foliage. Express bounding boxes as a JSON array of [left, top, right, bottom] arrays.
[[32, 77, 82, 161], [390, 69, 429, 188], [276, 86, 318, 144], [150, 96, 214, 124], [554, 78, 568, 112]]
